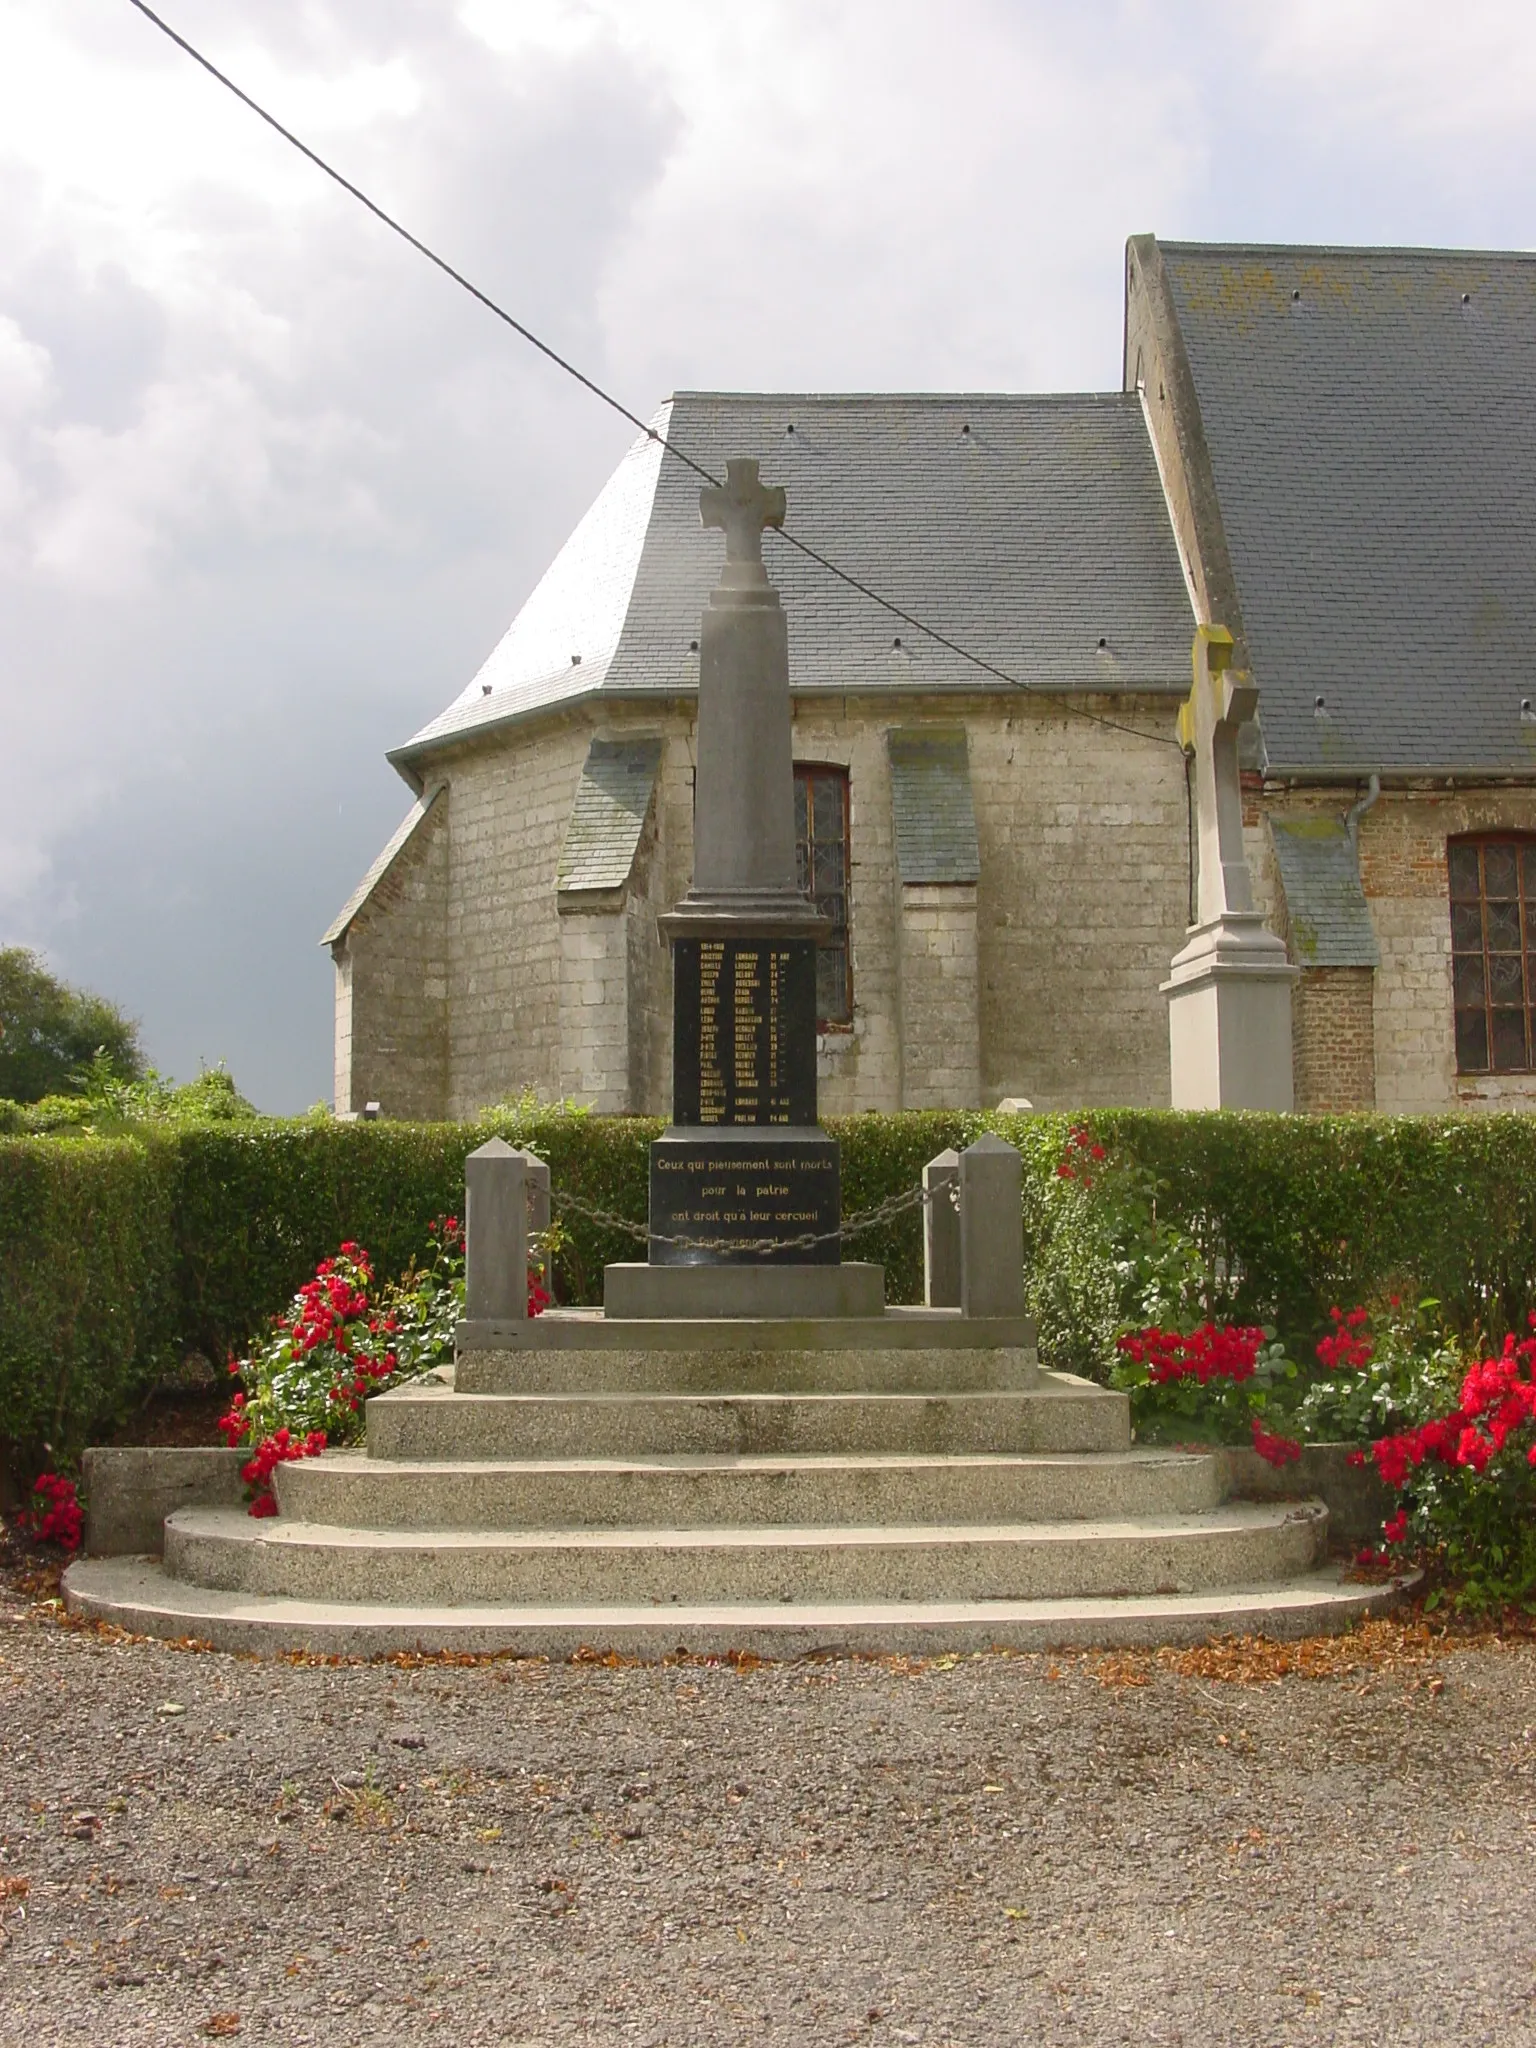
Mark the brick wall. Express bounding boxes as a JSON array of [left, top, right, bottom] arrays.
[[1251, 783, 1536, 1114], [1292, 968, 1375, 1111]]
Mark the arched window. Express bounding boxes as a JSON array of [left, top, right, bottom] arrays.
[[794, 763, 852, 1027], [1449, 837, 1536, 1072]]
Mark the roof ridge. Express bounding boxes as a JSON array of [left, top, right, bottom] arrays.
[[1157, 238, 1536, 263], [667, 389, 1138, 406]]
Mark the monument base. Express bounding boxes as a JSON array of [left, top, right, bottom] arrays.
[[603, 1261, 883, 1321], [648, 1126, 839, 1266], [1162, 914, 1299, 1110]]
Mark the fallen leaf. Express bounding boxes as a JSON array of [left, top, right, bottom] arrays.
[[201, 2016, 240, 2039]]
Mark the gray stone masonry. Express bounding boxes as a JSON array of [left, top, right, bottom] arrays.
[[82, 1447, 244, 1557], [603, 1262, 884, 1320], [958, 1134, 1025, 1319], [465, 1140, 544, 1323], [923, 1150, 961, 1307]]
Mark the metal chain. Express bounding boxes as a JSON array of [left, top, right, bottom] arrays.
[[548, 1177, 932, 1258]]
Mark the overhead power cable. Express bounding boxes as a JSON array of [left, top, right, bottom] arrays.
[[122, 0, 1185, 757]]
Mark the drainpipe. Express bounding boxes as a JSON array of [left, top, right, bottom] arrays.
[[1344, 773, 1381, 846]]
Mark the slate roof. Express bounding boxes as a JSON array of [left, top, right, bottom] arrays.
[[1156, 242, 1536, 778], [391, 392, 1194, 779], [886, 729, 981, 883], [558, 736, 663, 893], [1268, 816, 1380, 968]]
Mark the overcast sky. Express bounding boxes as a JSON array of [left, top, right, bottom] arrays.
[[4, 0, 1536, 1109]]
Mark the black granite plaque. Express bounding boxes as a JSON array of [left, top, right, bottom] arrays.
[[649, 1128, 839, 1266], [671, 937, 817, 1127]]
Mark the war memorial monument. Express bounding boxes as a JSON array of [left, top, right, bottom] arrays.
[[65, 465, 1402, 1653]]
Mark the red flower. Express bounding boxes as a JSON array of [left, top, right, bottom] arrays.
[[1316, 1305, 1374, 1371], [1117, 1323, 1266, 1386], [1251, 1418, 1303, 1468], [22, 1473, 82, 1553], [1384, 1509, 1409, 1545]]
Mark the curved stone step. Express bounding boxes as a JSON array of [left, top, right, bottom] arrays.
[[63, 1552, 1415, 1658], [454, 1338, 1045, 1397], [367, 1380, 1131, 1461], [162, 1500, 1328, 1607], [277, 1447, 1220, 1531]]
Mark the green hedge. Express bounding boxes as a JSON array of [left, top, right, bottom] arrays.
[[0, 1136, 178, 1468], [1086, 1110, 1536, 1343], [5, 1107, 1536, 1475]]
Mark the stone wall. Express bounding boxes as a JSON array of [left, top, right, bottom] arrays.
[[338, 705, 1536, 1122], [968, 703, 1189, 1107], [336, 691, 1198, 1119], [897, 883, 981, 1110], [332, 788, 449, 1119], [440, 717, 591, 1116]]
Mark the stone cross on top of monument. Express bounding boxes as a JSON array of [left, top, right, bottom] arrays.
[[1178, 622, 1259, 924], [661, 453, 819, 933], [700, 459, 786, 582]]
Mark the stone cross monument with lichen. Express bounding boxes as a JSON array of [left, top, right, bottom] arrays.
[[1163, 623, 1297, 1108]]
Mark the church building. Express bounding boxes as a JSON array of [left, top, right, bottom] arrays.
[[325, 236, 1536, 1121]]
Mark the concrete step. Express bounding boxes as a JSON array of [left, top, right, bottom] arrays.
[[277, 1447, 1220, 1531], [367, 1378, 1132, 1462], [162, 1500, 1328, 1607], [453, 1332, 1044, 1397], [63, 1552, 1415, 1658]]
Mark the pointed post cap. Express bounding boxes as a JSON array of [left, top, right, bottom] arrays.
[[963, 1132, 1020, 1158], [467, 1137, 518, 1161]]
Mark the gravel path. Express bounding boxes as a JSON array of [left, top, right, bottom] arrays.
[[2, 1555, 1534, 2047]]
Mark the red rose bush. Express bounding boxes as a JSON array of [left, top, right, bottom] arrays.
[[1354, 1319, 1536, 1609], [1112, 1320, 1300, 1460], [220, 1217, 546, 1515]]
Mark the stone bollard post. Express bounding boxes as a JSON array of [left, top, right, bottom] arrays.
[[923, 1149, 962, 1307], [465, 1138, 533, 1323], [958, 1133, 1025, 1319], [515, 1147, 552, 1294]]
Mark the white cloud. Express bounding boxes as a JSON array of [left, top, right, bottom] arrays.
[[1245, 0, 1536, 140]]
